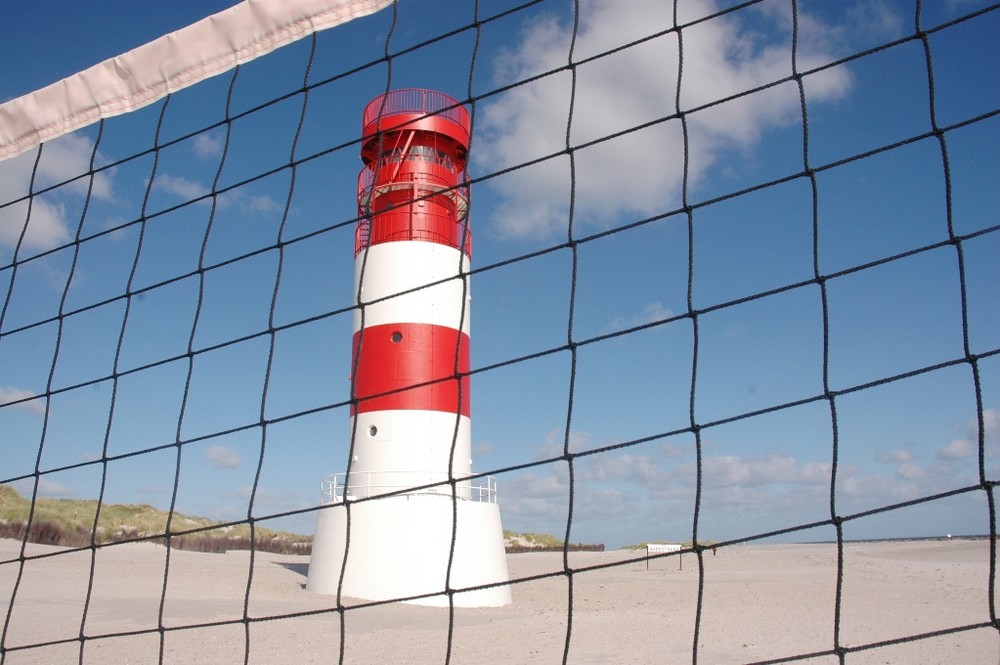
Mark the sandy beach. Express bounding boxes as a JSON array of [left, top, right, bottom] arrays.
[[1, 538, 996, 664]]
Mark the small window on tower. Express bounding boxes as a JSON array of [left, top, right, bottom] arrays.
[[368, 425, 378, 437], [390, 331, 403, 343]]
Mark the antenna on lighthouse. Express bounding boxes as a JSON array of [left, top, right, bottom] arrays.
[[306, 89, 511, 607]]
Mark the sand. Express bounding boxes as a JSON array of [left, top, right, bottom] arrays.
[[1, 538, 996, 664]]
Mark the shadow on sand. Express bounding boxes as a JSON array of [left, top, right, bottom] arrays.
[[276, 561, 310, 577]]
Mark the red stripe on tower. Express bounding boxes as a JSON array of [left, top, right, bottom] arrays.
[[350, 322, 471, 416]]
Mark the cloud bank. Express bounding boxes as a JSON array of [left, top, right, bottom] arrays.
[[474, 0, 857, 240], [500, 406, 999, 545]]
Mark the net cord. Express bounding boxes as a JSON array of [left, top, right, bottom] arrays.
[[0, 0, 394, 162], [1, 1, 999, 663]]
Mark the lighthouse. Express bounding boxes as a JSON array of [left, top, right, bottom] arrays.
[[306, 89, 511, 607]]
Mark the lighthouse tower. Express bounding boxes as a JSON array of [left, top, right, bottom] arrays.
[[306, 89, 511, 607]]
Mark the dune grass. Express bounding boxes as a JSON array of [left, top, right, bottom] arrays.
[[1, 485, 596, 555], [502, 529, 604, 553], [0, 485, 310, 554]]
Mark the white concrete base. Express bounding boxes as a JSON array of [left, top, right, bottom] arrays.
[[306, 494, 511, 607]]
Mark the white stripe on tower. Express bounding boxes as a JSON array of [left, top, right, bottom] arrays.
[[349, 242, 473, 498]]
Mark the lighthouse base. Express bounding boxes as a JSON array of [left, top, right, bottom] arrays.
[[306, 494, 511, 607]]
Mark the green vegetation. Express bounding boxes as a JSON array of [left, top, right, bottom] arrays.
[[503, 529, 604, 553], [0, 486, 608, 555], [504, 530, 563, 548], [0, 485, 311, 554]]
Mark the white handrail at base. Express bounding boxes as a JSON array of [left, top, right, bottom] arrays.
[[320, 471, 498, 504]]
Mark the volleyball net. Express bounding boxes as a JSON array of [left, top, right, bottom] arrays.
[[1, 0, 999, 662]]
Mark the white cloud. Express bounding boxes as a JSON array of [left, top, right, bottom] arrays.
[[982, 408, 998, 439], [839, 471, 920, 504], [699, 454, 832, 488], [501, 469, 572, 525], [897, 461, 926, 481], [0, 198, 71, 252], [842, 1, 905, 44], [205, 444, 241, 469], [36, 133, 113, 200], [934, 409, 999, 461], [152, 173, 280, 216], [474, 0, 855, 240], [153, 173, 208, 201], [534, 427, 595, 459], [193, 132, 224, 159], [755, 0, 904, 61], [508, 470, 568, 500], [0, 132, 113, 253], [607, 301, 673, 332], [582, 452, 667, 485], [0, 385, 46, 415], [877, 448, 914, 464], [938, 438, 975, 461], [218, 189, 281, 215]]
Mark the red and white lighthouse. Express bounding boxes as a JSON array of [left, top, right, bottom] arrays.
[[306, 89, 511, 607]]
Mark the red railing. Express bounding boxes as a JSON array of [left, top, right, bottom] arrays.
[[362, 88, 469, 134], [357, 167, 469, 216], [354, 215, 472, 256]]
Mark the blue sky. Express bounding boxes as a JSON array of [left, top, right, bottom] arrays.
[[0, 0, 998, 548]]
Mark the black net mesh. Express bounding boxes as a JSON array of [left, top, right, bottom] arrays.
[[1, 1, 998, 663]]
